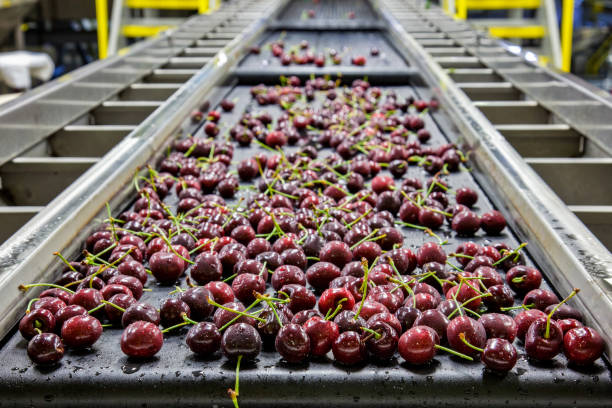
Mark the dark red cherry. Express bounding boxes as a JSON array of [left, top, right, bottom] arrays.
[[306, 262, 341, 290], [544, 303, 583, 321], [105, 293, 135, 323], [272, 265, 306, 290], [455, 187, 478, 207], [557, 318, 583, 334], [204, 281, 235, 304], [61, 315, 102, 348], [332, 331, 367, 365], [481, 338, 517, 372], [180, 287, 214, 321], [70, 288, 102, 311], [524, 318, 563, 360], [303, 316, 340, 356], [416, 242, 446, 267], [279, 284, 316, 313], [395, 306, 422, 332], [19, 309, 56, 340], [398, 325, 439, 365], [506, 266, 542, 293], [563, 327, 604, 365], [160, 298, 191, 327], [122, 302, 161, 328], [40, 288, 72, 305], [483, 284, 514, 311], [221, 323, 262, 361], [54, 305, 87, 330], [149, 251, 184, 285], [480, 210, 506, 235], [479, 313, 517, 342], [352, 300, 389, 320], [100, 284, 133, 301], [319, 241, 353, 268], [191, 252, 222, 285], [121, 321, 163, 358], [27, 333, 64, 365], [364, 321, 398, 360], [232, 273, 265, 304], [413, 310, 450, 341], [107, 274, 143, 300], [318, 287, 355, 316], [523, 289, 559, 310], [275, 323, 311, 363], [515, 309, 547, 342], [32, 297, 66, 315], [446, 316, 486, 357], [186, 322, 221, 355], [451, 210, 480, 236], [213, 302, 254, 328], [292, 309, 323, 326], [334, 310, 366, 333], [473, 266, 503, 288]]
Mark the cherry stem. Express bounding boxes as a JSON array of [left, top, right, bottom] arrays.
[[209, 299, 266, 324], [434, 344, 474, 361], [34, 328, 42, 335], [228, 354, 242, 408], [492, 243, 527, 266], [500, 303, 533, 312], [161, 320, 192, 333], [354, 258, 371, 320], [458, 332, 483, 353], [361, 326, 382, 340], [25, 298, 40, 313], [19, 283, 75, 295], [223, 273, 237, 283], [349, 229, 381, 250], [545, 288, 579, 339], [325, 298, 347, 321], [219, 299, 263, 331], [264, 298, 284, 328], [447, 293, 491, 320], [53, 252, 77, 272], [100, 299, 126, 313]]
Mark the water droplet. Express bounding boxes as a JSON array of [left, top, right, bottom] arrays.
[[121, 363, 140, 374]]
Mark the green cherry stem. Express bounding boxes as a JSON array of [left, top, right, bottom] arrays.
[[361, 326, 382, 340], [545, 288, 579, 339], [435, 343, 474, 361], [19, 283, 75, 295], [209, 299, 266, 324], [458, 332, 483, 353], [228, 354, 242, 408]]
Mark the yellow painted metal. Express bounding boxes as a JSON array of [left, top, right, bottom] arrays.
[[488, 25, 546, 38], [561, 0, 574, 72], [455, 0, 541, 19], [198, 0, 210, 14], [122, 24, 174, 37], [126, 0, 202, 9], [95, 0, 108, 59]]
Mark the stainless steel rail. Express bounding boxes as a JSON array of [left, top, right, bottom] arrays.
[[0, 0, 270, 245], [0, 0, 287, 338], [375, 0, 612, 354]]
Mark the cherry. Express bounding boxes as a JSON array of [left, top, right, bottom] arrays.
[[292, 309, 323, 325], [186, 322, 221, 355], [416, 242, 446, 267], [446, 316, 486, 357], [405, 292, 439, 311], [122, 302, 161, 328], [180, 287, 214, 321], [221, 323, 262, 361], [515, 309, 547, 342], [479, 313, 517, 342], [121, 321, 163, 358], [303, 316, 340, 356], [418, 208, 444, 229], [61, 315, 102, 348], [204, 281, 235, 304], [232, 273, 266, 304], [275, 323, 311, 363], [351, 55, 366, 66], [247, 238, 271, 258], [366, 312, 402, 335], [220, 99, 235, 112], [524, 317, 563, 360], [160, 298, 191, 327], [563, 327, 604, 365], [306, 262, 341, 290], [334, 310, 366, 333], [319, 241, 353, 268], [364, 320, 398, 360], [100, 284, 133, 301], [332, 331, 367, 365], [455, 187, 478, 207], [279, 284, 316, 313], [272, 265, 306, 290], [473, 266, 503, 288], [149, 251, 184, 285], [557, 318, 583, 334], [19, 308, 56, 340], [506, 265, 541, 293], [54, 305, 87, 330], [108, 274, 143, 300], [191, 252, 222, 285], [70, 288, 102, 311], [480, 338, 517, 372], [27, 333, 64, 365], [398, 326, 439, 365], [352, 300, 389, 320], [544, 303, 583, 321], [214, 302, 255, 328], [480, 210, 506, 235], [318, 287, 355, 316], [32, 297, 66, 315], [40, 288, 72, 305], [413, 309, 450, 341], [105, 293, 135, 323], [395, 306, 422, 332], [257, 305, 290, 341], [523, 289, 559, 310], [483, 284, 514, 311], [451, 210, 480, 236]]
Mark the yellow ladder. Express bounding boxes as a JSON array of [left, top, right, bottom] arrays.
[[444, 0, 574, 71]]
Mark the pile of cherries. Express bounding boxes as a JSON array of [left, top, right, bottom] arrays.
[[251, 38, 371, 68], [19, 77, 605, 402]]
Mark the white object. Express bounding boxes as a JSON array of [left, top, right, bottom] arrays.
[[0, 51, 54, 90]]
